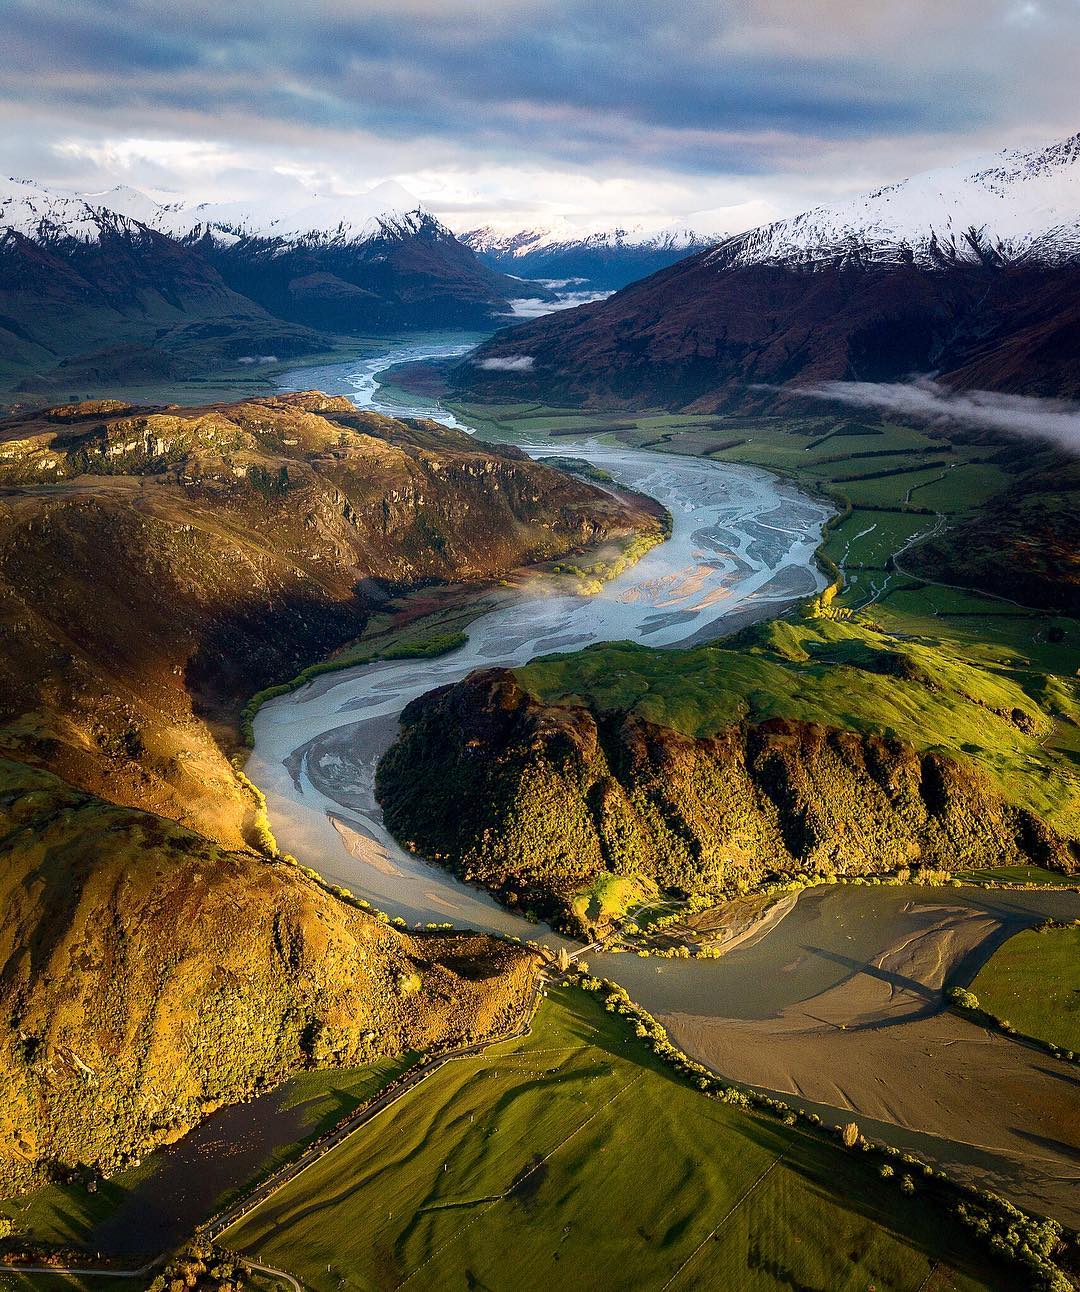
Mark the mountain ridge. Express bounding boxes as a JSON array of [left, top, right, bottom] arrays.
[[455, 130, 1080, 411], [463, 221, 718, 291], [0, 178, 543, 394]]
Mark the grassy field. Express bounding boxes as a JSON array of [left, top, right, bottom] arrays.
[[970, 925, 1080, 1052], [2, 1059, 410, 1253], [223, 990, 1003, 1292]]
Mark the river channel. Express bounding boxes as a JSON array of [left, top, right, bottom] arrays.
[[248, 337, 1080, 1224]]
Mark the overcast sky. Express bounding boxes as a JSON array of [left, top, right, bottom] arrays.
[[2, 0, 1078, 235]]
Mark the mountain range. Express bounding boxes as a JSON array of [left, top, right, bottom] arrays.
[[463, 223, 718, 291], [0, 179, 537, 397], [455, 131, 1080, 411]]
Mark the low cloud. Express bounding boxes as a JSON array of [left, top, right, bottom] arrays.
[[475, 355, 535, 371], [794, 378, 1080, 456]]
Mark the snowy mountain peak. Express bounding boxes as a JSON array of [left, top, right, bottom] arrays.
[[0, 177, 149, 243], [1, 176, 447, 251], [464, 221, 717, 258], [708, 130, 1080, 271], [149, 181, 438, 248]]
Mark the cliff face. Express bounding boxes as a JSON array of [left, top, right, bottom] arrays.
[[377, 669, 1072, 936], [0, 393, 648, 845], [0, 761, 536, 1196]]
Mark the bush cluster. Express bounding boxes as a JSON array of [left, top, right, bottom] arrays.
[[148, 1241, 252, 1292]]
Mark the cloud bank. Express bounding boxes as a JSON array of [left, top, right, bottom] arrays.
[[795, 378, 1080, 456], [1, 1, 1079, 231], [475, 356, 535, 372]]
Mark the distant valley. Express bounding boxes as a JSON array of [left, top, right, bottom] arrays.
[[0, 179, 545, 400]]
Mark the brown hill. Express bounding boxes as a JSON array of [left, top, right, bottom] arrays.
[[0, 760, 536, 1195], [452, 258, 1080, 412], [0, 392, 648, 846]]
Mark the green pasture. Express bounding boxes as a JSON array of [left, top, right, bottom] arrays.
[[970, 924, 1080, 1052], [224, 991, 1002, 1292]]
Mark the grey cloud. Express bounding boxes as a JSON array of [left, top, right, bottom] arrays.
[[795, 379, 1080, 456], [0, 0, 1013, 176]]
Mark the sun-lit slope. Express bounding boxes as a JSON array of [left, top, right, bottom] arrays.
[[377, 615, 1079, 933], [0, 759, 536, 1197], [224, 989, 1006, 1292], [0, 392, 648, 846]]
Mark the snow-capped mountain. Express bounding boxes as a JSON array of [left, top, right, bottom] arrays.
[[86, 179, 438, 248], [463, 221, 719, 291], [0, 176, 543, 392], [465, 222, 713, 258], [458, 130, 1080, 412], [0, 177, 151, 243], [711, 132, 1080, 271]]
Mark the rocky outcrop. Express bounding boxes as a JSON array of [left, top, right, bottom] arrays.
[[377, 669, 1073, 936]]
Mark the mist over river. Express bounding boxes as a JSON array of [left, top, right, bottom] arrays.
[[251, 337, 1080, 1223]]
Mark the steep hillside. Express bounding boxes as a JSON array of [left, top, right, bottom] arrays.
[[908, 455, 1080, 615], [454, 255, 1080, 412], [377, 620, 1079, 935], [0, 392, 650, 846], [0, 760, 536, 1196], [455, 132, 1080, 410]]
